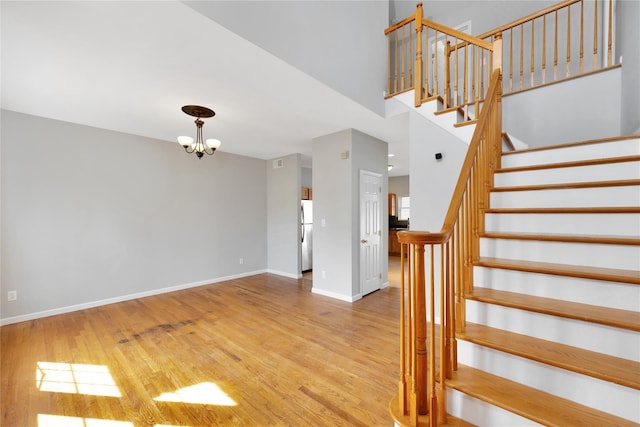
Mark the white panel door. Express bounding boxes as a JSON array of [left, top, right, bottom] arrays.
[[360, 170, 382, 296]]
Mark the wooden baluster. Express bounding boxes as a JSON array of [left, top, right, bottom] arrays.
[[444, 38, 451, 108], [387, 34, 392, 96], [463, 43, 469, 120], [471, 45, 477, 117], [607, 0, 613, 66], [542, 15, 547, 84], [519, 24, 524, 89], [434, 31, 440, 97], [398, 243, 407, 415], [593, 0, 598, 70], [410, 22, 414, 87], [409, 244, 418, 425], [401, 25, 406, 90], [425, 27, 430, 97], [566, 5, 571, 77], [394, 31, 399, 94], [438, 243, 447, 425], [530, 20, 535, 87], [480, 48, 485, 102], [414, 4, 423, 107], [509, 28, 514, 91], [428, 245, 437, 426], [554, 10, 559, 80], [454, 38, 459, 108], [580, 0, 584, 73], [414, 244, 427, 418]]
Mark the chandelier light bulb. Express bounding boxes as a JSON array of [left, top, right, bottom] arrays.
[[206, 139, 221, 149], [177, 136, 193, 147]]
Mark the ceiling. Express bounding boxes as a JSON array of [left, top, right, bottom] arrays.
[[1, 1, 410, 176]]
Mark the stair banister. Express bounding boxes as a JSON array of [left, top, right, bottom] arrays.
[[391, 69, 502, 426]]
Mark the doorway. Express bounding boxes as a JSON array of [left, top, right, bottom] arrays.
[[359, 170, 383, 296]]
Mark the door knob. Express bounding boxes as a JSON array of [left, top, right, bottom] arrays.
[[361, 239, 368, 243]]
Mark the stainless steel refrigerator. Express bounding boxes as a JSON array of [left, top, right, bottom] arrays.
[[301, 200, 313, 272]]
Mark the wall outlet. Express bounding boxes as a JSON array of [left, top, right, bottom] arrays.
[[321, 270, 326, 279], [239, 258, 244, 265], [8, 291, 17, 301]]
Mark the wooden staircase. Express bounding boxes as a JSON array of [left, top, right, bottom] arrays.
[[447, 135, 640, 425]]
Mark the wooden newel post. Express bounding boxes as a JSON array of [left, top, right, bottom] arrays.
[[414, 3, 424, 107], [492, 33, 503, 73]]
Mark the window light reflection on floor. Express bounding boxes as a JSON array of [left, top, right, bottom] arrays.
[[154, 382, 237, 406], [36, 362, 121, 397]]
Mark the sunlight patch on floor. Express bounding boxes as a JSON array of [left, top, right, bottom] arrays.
[[36, 362, 121, 397], [154, 382, 237, 406]]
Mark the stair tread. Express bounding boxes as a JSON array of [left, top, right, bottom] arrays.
[[476, 256, 640, 285], [467, 287, 640, 331], [480, 231, 640, 246], [492, 178, 640, 192], [447, 365, 640, 426], [485, 206, 640, 214], [502, 134, 640, 156], [496, 154, 640, 173], [458, 323, 640, 390]]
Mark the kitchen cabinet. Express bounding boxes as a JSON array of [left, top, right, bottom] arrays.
[[301, 187, 313, 200], [388, 193, 397, 216], [389, 230, 401, 255]]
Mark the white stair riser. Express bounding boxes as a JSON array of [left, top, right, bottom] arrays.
[[490, 186, 640, 208], [473, 266, 640, 311], [446, 387, 541, 427], [457, 341, 640, 423], [485, 212, 640, 236], [465, 300, 640, 361], [479, 238, 640, 270], [495, 161, 640, 187], [501, 138, 640, 168]]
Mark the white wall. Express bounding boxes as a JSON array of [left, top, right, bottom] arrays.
[[503, 68, 621, 147], [312, 128, 388, 301], [185, 1, 388, 116], [617, 0, 640, 134], [1, 110, 268, 324], [267, 153, 301, 278], [409, 111, 468, 232]]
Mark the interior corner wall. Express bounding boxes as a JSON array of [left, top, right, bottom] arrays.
[[312, 129, 353, 301], [0, 110, 268, 324], [267, 153, 301, 278], [502, 68, 621, 147], [409, 111, 467, 232], [617, 0, 640, 135], [184, 1, 388, 116], [350, 129, 388, 296], [389, 176, 409, 198]]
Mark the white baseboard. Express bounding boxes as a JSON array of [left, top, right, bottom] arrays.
[[311, 287, 361, 302], [266, 269, 299, 280], [0, 269, 267, 326]]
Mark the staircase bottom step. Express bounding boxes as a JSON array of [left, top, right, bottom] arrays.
[[389, 395, 474, 427], [446, 365, 638, 426]]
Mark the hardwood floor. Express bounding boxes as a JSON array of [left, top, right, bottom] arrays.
[[1, 273, 401, 426]]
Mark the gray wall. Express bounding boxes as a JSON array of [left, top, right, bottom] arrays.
[[503, 68, 622, 147], [617, 0, 640, 134], [409, 111, 468, 232], [1, 110, 268, 324], [185, 1, 388, 116], [267, 154, 301, 278], [389, 176, 409, 199], [312, 128, 388, 301]]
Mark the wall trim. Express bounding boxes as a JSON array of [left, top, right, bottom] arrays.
[[311, 287, 362, 303], [266, 269, 299, 280], [0, 270, 267, 326]]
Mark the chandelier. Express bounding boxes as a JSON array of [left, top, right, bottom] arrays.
[[177, 105, 221, 159]]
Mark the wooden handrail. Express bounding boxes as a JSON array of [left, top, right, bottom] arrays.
[[477, 0, 581, 40], [398, 70, 503, 247], [422, 18, 493, 51]]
